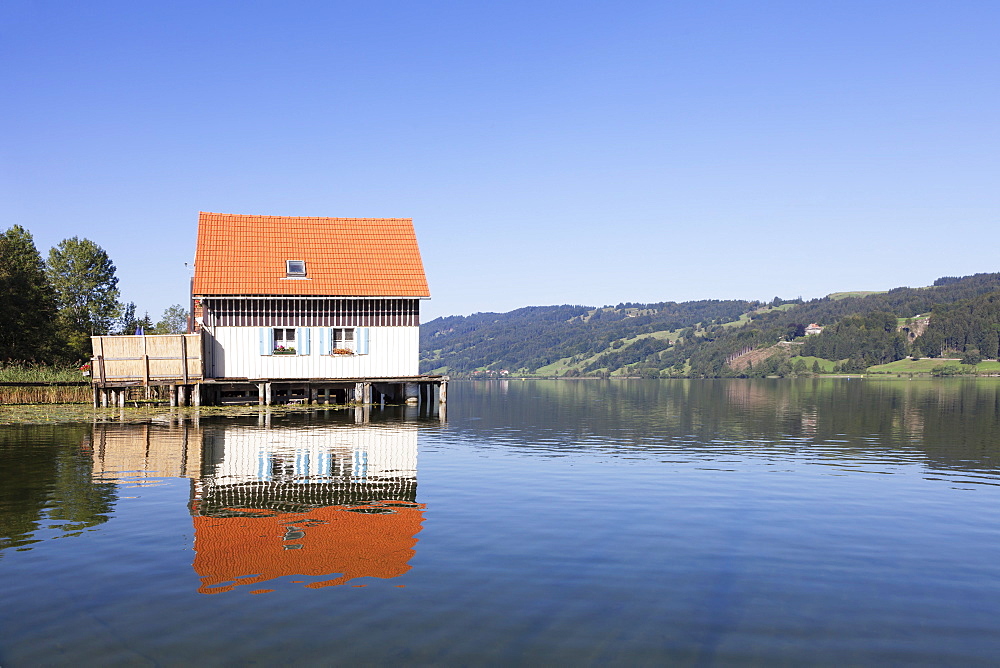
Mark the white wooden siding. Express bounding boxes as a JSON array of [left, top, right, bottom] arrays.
[[206, 424, 418, 486], [204, 326, 419, 378]]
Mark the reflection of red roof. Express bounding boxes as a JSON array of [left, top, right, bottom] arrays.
[[192, 212, 430, 297], [192, 503, 424, 593]]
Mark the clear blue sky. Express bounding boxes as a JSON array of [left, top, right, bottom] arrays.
[[3, 1, 998, 321]]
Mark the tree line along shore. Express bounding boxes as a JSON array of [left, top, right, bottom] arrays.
[[0, 225, 187, 381]]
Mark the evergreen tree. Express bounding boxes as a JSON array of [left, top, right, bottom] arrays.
[[116, 301, 138, 335], [962, 348, 982, 365], [982, 331, 999, 360], [0, 226, 58, 361], [138, 312, 154, 333]]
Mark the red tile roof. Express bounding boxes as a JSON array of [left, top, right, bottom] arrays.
[[192, 212, 430, 297]]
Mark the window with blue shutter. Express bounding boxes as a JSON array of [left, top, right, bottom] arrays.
[[297, 328, 311, 355], [259, 328, 272, 355], [357, 327, 370, 355], [320, 328, 331, 355]]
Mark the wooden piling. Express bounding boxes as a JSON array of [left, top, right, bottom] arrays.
[[180, 335, 189, 384]]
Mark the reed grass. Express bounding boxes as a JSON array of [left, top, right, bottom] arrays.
[[0, 363, 90, 404], [0, 385, 92, 404], [0, 363, 86, 383]]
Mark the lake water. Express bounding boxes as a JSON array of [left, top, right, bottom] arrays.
[[3, 379, 1000, 666]]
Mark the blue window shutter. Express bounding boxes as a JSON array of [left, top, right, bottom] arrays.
[[357, 327, 370, 355], [259, 328, 271, 355], [299, 328, 311, 355], [320, 328, 330, 355]]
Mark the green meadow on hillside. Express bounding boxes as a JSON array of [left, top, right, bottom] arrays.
[[866, 358, 1000, 374]]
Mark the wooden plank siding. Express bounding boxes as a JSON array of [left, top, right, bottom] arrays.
[[203, 422, 418, 487], [91, 334, 204, 383], [204, 326, 419, 379], [92, 423, 203, 480]]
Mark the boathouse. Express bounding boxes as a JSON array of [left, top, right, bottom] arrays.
[[91, 212, 447, 407]]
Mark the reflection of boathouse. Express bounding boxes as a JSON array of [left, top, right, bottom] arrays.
[[89, 412, 424, 593], [196, 422, 418, 515]]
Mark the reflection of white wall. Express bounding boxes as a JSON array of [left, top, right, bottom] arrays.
[[204, 326, 419, 379], [207, 424, 418, 486]]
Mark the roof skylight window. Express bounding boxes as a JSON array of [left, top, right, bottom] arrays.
[[286, 260, 306, 277]]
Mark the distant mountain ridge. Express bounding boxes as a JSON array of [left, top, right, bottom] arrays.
[[420, 273, 1000, 377]]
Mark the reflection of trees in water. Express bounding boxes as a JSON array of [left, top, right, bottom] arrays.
[[451, 379, 1000, 473], [0, 424, 117, 555]]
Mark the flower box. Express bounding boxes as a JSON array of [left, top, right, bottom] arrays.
[[331, 348, 354, 356]]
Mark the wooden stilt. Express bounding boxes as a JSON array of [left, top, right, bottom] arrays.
[[169, 385, 177, 407], [192, 383, 201, 407], [180, 335, 189, 385], [142, 334, 150, 387]]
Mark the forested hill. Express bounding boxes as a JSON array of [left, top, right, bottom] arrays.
[[420, 272, 1000, 377], [420, 299, 758, 374]]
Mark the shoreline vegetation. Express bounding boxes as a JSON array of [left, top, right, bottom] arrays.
[[0, 402, 357, 425], [0, 363, 93, 404], [456, 356, 1000, 380]]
